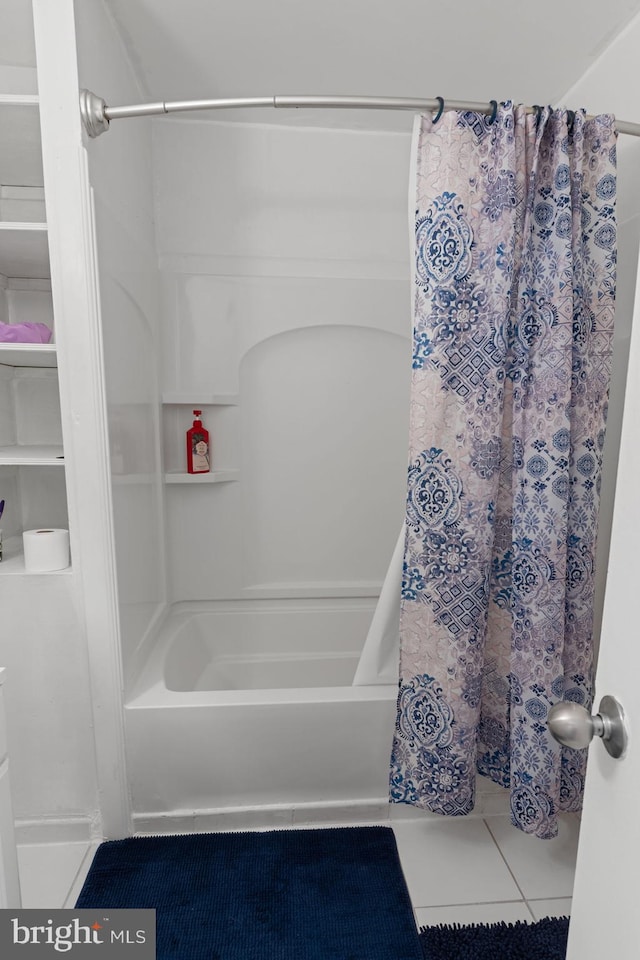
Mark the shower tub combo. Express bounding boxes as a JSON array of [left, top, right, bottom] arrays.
[[126, 599, 398, 830]]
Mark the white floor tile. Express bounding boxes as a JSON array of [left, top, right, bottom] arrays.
[[393, 818, 521, 908], [17, 842, 91, 908], [528, 897, 572, 920], [391, 805, 442, 821], [16, 819, 575, 926], [486, 814, 580, 899], [415, 901, 533, 927]]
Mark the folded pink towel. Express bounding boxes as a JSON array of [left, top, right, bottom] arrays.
[[0, 322, 52, 344]]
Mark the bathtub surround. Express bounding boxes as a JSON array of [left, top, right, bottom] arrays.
[[392, 106, 617, 838], [75, 827, 424, 960], [154, 117, 411, 607], [108, 115, 417, 828]]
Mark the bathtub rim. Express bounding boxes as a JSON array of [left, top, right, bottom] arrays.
[[126, 598, 397, 708]]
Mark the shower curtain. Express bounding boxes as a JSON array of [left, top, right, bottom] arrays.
[[390, 103, 617, 839]]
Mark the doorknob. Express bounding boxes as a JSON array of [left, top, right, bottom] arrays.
[[547, 695, 628, 759]]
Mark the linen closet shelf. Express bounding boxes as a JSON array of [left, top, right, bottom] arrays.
[[0, 92, 70, 575]]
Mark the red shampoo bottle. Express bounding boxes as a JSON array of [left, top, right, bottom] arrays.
[[186, 410, 210, 474]]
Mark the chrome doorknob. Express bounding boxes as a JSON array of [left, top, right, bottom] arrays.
[[547, 696, 628, 759]]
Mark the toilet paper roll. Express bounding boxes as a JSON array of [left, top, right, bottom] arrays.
[[22, 528, 70, 572]]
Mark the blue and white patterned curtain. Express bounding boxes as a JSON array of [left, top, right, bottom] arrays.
[[390, 103, 617, 838]]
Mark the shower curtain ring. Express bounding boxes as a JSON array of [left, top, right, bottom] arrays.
[[432, 96, 444, 123], [488, 100, 498, 124]]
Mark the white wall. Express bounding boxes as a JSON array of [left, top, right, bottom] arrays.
[[154, 119, 412, 601], [74, 0, 166, 684], [0, 577, 98, 822]]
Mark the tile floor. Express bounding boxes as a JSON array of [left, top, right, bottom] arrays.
[[16, 814, 578, 927]]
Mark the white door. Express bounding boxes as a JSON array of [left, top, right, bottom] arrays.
[[566, 252, 640, 958]]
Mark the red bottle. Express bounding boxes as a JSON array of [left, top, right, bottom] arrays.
[[186, 410, 210, 474]]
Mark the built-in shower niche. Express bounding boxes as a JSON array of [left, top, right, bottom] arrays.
[[161, 395, 240, 484]]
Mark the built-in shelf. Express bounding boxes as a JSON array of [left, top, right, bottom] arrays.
[[0, 94, 40, 106], [162, 393, 239, 406], [162, 396, 239, 480], [0, 445, 64, 465], [0, 98, 42, 188], [0, 342, 56, 367], [164, 469, 240, 484], [0, 536, 71, 575], [0, 223, 49, 279]]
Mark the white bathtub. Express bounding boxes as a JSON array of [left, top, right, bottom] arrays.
[[125, 600, 398, 828]]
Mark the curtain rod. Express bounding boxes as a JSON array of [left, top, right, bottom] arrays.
[[79, 89, 640, 139]]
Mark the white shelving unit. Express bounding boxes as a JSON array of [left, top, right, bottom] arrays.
[[0, 92, 68, 576]]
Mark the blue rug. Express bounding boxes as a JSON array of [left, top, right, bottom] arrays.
[[76, 826, 424, 960], [419, 917, 570, 959]]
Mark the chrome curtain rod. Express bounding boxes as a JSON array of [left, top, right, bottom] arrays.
[[79, 89, 640, 139]]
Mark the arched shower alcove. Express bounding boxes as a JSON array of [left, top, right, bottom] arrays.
[[239, 322, 409, 594]]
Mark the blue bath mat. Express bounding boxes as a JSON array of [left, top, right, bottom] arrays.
[[419, 916, 570, 958], [76, 826, 424, 960]]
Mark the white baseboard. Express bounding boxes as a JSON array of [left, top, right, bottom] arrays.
[[133, 799, 387, 835], [12, 782, 510, 844], [133, 786, 511, 835]]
